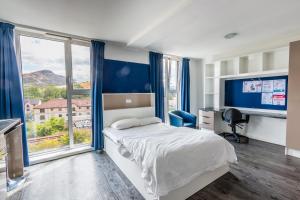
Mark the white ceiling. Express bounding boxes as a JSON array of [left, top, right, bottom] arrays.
[[1, 0, 300, 60]]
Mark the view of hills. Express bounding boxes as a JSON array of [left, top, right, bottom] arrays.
[[23, 70, 66, 86]]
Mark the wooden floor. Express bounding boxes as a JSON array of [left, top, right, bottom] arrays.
[[6, 139, 300, 200]]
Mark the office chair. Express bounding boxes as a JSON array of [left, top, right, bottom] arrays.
[[221, 108, 250, 143], [168, 110, 197, 128]]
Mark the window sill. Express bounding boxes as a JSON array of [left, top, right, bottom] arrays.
[[0, 146, 92, 173], [29, 145, 92, 165]]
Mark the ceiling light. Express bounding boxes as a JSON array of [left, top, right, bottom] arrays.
[[224, 32, 238, 39]]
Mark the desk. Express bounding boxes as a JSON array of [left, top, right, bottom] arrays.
[[199, 107, 286, 119], [198, 107, 287, 145], [198, 107, 286, 131]]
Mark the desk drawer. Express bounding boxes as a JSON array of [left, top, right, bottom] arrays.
[[200, 116, 214, 124], [199, 110, 214, 118], [199, 122, 214, 130]]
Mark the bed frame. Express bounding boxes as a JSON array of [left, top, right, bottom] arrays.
[[102, 93, 229, 200]]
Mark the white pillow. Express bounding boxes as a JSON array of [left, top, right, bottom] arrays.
[[111, 118, 140, 130], [140, 117, 162, 126]]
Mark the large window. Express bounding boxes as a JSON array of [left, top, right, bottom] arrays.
[[18, 33, 91, 155], [163, 57, 180, 117]]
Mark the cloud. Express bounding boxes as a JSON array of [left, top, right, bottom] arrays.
[[72, 45, 90, 82], [20, 36, 91, 83]]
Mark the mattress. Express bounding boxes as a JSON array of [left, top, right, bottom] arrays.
[[103, 123, 237, 197]]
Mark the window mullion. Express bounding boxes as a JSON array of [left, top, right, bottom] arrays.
[[65, 39, 74, 148]]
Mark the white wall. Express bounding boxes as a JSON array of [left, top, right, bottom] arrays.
[[105, 42, 149, 64], [245, 117, 286, 146], [189, 59, 204, 120]]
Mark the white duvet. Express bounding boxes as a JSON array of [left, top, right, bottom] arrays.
[[103, 123, 237, 197]]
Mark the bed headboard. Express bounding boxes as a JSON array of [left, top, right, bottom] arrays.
[[103, 93, 155, 127]]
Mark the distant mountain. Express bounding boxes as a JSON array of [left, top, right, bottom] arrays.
[[23, 70, 66, 86]]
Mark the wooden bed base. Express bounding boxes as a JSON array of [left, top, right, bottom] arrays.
[[104, 136, 229, 200]]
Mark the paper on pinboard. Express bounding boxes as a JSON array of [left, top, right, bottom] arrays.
[[273, 79, 286, 94], [261, 93, 273, 105], [262, 80, 273, 93], [243, 80, 262, 93], [272, 94, 285, 106]]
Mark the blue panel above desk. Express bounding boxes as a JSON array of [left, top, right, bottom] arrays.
[[225, 75, 288, 110], [103, 59, 151, 93]]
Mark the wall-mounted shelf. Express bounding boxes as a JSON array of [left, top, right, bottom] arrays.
[[205, 76, 215, 79], [220, 68, 288, 80], [203, 46, 289, 109], [262, 47, 289, 71], [205, 64, 215, 77], [204, 63, 217, 107], [204, 92, 218, 95], [220, 60, 236, 76]]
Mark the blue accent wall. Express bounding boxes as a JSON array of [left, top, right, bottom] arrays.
[[225, 75, 288, 110], [103, 59, 151, 93]]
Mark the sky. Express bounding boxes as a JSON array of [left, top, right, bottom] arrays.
[[20, 36, 90, 83]]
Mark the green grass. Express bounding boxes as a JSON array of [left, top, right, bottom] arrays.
[[28, 129, 91, 153]]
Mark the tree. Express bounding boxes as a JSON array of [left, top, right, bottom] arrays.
[[43, 86, 66, 101], [36, 117, 65, 137], [24, 86, 42, 99], [24, 85, 67, 101]]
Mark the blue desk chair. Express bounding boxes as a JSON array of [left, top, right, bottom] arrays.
[[168, 110, 197, 128]]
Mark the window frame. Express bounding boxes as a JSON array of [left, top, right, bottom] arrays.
[[15, 30, 92, 154], [163, 56, 180, 120], [69, 40, 91, 147]]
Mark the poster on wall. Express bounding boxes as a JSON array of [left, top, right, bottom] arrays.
[[261, 93, 273, 105], [243, 80, 262, 93], [262, 80, 273, 93], [272, 79, 286, 106], [273, 79, 286, 94], [273, 94, 286, 106]]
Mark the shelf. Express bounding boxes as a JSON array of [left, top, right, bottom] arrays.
[[204, 95, 214, 108], [205, 46, 289, 109], [205, 92, 216, 95], [220, 68, 288, 79], [205, 92, 219, 95], [220, 60, 236, 76], [205, 64, 215, 77], [262, 47, 289, 71], [205, 76, 216, 79]]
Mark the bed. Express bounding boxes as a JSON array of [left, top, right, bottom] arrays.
[[102, 93, 237, 200]]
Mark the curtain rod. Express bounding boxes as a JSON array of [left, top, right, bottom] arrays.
[[1, 19, 189, 59], [0, 18, 92, 42]]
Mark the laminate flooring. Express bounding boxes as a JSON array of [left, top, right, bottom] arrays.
[[6, 139, 300, 200]]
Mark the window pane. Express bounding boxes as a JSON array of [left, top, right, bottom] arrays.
[[72, 44, 91, 89], [21, 36, 69, 154], [72, 94, 92, 145], [169, 60, 178, 91], [168, 60, 178, 111]]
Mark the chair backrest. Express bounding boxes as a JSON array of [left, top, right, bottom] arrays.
[[169, 110, 183, 117], [222, 108, 243, 125]]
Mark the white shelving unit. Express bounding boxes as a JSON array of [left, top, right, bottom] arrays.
[[220, 59, 236, 77], [203, 46, 289, 109], [203, 63, 216, 107], [262, 47, 289, 71]]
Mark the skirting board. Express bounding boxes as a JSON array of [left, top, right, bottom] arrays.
[[285, 148, 300, 159], [104, 136, 229, 200]]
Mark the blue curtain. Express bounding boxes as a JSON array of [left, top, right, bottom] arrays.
[[0, 23, 29, 166], [91, 40, 105, 150], [149, 52, 165, 121], [181, 58, 190, 112]]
